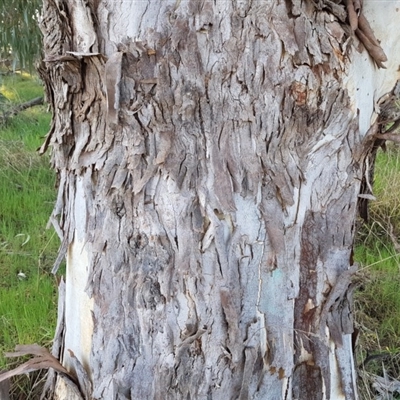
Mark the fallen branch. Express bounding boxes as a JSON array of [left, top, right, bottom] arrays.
[[0, 96, 44, 123]]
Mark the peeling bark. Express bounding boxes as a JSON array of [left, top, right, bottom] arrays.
[[37, 0, 400, 399]]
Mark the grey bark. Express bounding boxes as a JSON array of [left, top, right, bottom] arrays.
[[37, 0, 398, 399]]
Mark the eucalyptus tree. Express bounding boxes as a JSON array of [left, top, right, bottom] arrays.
[[0, 0, 42, 70], [22, 0, 400, 398]]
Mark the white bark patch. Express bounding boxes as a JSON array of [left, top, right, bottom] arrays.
[[344, 1, 400, 136], [69, 0, 97, 53], [63, 177, 94, 377], [54, 375, 83, 400], [64, 238, 94, 375]]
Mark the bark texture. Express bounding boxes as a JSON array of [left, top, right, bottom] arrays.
[[38, 0, 400, 399]]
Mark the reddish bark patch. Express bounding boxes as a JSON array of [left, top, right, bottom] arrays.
[[291, 81, 307, 106]]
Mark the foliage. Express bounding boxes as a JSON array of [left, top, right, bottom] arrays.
[[0, 0, 42, 70]]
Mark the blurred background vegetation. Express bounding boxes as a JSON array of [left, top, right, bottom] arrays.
[[0, 0, 42, 71]]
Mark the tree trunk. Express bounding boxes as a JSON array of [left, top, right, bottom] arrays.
[[38, 1, 400, 399]]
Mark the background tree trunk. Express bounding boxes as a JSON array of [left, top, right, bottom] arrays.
[[39, 0, 400, 399]]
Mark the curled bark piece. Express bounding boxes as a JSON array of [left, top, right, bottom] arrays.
[[323, 0, 348, 21], [0, 345, 70, 384], [358, 13, 381, 47], [356, 27, 387, 68], [353, 0, 362, 15], [68, 350, 92, 400], [346, 0, 358, 31], [375, 132, 400, 144]]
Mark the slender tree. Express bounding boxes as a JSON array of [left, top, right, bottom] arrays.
[[28, 0, 400, 398]]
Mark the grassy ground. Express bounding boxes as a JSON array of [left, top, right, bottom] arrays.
[[355, 146, 400, 398], [356, 146, 400, 349], [0, 72, 58, 398]]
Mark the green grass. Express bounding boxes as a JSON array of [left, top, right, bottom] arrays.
[[355, 146, 400, 398], [355, 146, 400, 349], [0, 72, 44, 103], [355, 244, 400, 346], [0, 279, 56, 350], [0, 72, 58, 377]]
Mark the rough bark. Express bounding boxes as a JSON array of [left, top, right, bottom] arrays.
[[38, 0, 400, 399]]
